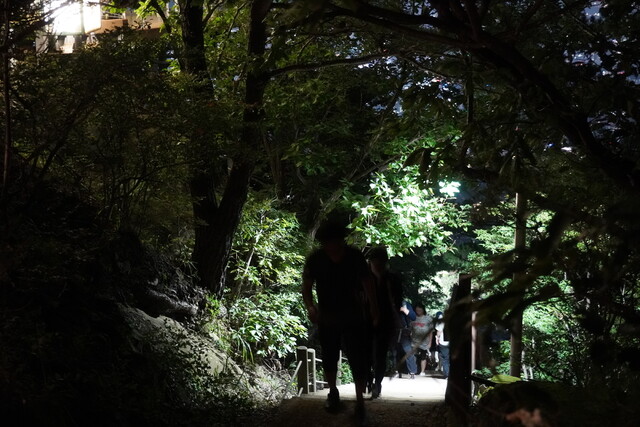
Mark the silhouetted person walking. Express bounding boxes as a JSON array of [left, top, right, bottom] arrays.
[[368, 246, 402, 399], [302, 222, 378, 425]]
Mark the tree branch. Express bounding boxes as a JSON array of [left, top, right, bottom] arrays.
[[203, 0, 225, 25], [268, 52, 391, 78], [334, 0, 640, 193], [516, 0, 544, 35], [328, 3, 468, 48], [462, 0, 482, 37], [397, 53, 463, 82], [349, 0, 441, 27], [148, 0, 172, 33]]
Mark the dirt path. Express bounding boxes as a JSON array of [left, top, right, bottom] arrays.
[[268, 375, 452, 427], [268, 397, 450, 427]]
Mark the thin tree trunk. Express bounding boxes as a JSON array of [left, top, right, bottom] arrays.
[[509, 192, 527, 377], [2, 0, 11, 200]]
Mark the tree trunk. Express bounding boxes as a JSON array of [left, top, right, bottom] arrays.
[[181, 0, 207, 77], [2, 0, 11, 199], [509, 193, 527, 377], [184, 0, 271, 295], [180, 0, 219, 292]]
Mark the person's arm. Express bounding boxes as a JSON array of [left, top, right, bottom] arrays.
[[302, 264, 319, 323], [406, 302, 417, 321], [440, 324, 449, 346]]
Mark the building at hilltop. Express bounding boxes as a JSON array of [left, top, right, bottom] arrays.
[[37, 0, 164, 54]]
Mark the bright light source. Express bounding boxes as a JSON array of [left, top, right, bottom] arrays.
[[47, 0, 102, 36], [439, 181, 461, 197]]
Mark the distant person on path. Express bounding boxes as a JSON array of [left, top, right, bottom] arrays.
[[429, 315, 440, 372], [411, 303, 434, 376], [397, 299, 418, 378], [367, 246, 402, 399], [434, 311, 450, 378], [302, 221, 378, 424]]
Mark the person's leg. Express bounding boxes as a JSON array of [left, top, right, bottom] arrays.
[[320, 331, 339, 388], [414, 348, 420, 374], [319, 322, 341, 410], [347, 339, 370, 405], [354, 378, 366, 405], [401, 337, 417, 376], [325, 369, 337, 388], [393, 342, 403, 377], [420, 355, 427, 374], [372, 328, 390, 396], [343, 321, 372, 422], [440, 346, 450, 378]]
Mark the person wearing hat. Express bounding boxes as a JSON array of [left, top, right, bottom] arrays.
[[302, 221, 378, 424]]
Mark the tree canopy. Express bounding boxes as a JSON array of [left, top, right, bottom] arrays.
[[2, 1, 640, 422]]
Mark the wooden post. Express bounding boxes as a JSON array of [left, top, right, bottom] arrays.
[[308, 348, 316, 393], [445, 274, 472, 420], [336, 350, 342, 386], [296, 346, 309, 394], [471, 311, 477, 371]]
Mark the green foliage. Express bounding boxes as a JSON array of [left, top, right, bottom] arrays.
[[338, 360, 354, 385], [521, 301, 594, 386], [226, 291, 307, 360], [10, 30, 198, 241], [317, 360, 353, 386], [207, 291, 307, 362], [345, 160, 469, 256], [229, 192, 306, 294], [466, 203, 635, 387], [415, 270, 458, 313], [5, 2, 640, 421], [205, 296, 253, 363]]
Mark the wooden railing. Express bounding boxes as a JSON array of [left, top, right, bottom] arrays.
[[291, 346, 348, 395], [295, 346, 318, 395]]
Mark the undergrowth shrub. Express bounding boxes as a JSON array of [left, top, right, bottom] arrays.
[[211, 291, 306, 362]]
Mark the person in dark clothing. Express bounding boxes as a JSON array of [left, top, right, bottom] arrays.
[[367, 247, 402, 399], [397, 299, 418, 378], [302, 222, 378, 423], [429, 320, 440, 372], [434, 311, 450, 378]]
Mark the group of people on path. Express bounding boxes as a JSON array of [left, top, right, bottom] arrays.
[[301, 222, 450, 425], [399, 302, 450, 379]]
